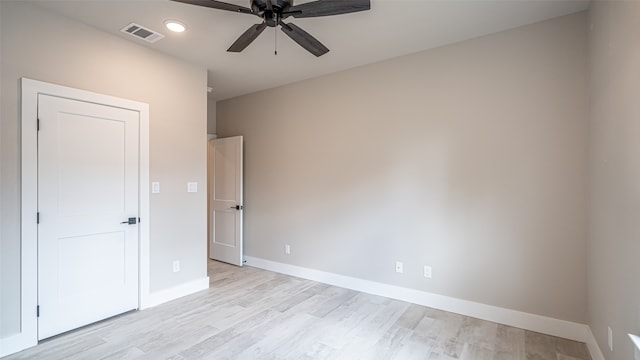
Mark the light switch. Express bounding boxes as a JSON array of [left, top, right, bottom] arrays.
[[152, 182, 160, 194], [187, 182, 198, 193]]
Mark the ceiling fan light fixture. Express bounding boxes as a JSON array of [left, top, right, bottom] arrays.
[[164, 20, 186, 33]]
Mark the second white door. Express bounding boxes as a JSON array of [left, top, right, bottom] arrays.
[[37, 94, 140, 340], [209, 136, 244, 266]]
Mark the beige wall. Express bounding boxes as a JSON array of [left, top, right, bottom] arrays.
[[0, 1, 208, 337], [588, 2, 640, 359], [218, 13, 589, 323], [208, 97, 217, 135]]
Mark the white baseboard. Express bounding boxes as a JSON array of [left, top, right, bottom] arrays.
[[143, 276, 210, 309], [0, 332, 37, 358], [244, 256, 604, 360]]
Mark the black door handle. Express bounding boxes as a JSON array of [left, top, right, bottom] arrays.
[[120, 217, 137, 225]]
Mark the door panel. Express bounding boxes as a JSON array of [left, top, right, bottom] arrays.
[[214, 212, 237, 247], [37, 94, 139, 340], [56, 113, 126, 216], [58, 232, 126, 301], [209, 136, 243, 266]]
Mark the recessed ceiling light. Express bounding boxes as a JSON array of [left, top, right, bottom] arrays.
[[164, 20, 186, 33]]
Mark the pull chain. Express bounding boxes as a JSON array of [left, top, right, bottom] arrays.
[[274, 26, 278, 55]]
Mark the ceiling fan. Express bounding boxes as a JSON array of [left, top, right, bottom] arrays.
[[171, 0, 371, 57]]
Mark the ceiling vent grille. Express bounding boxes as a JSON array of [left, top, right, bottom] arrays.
[[120, 23, 165, 43]]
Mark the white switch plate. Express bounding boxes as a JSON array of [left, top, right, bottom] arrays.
[[285, 244, 291, 255], [187, 182, 198, 193], [152, 182, 160, 194], [395, 261, 403, 273], [172, 260, 180, 273], [423, 265, 432, 278]]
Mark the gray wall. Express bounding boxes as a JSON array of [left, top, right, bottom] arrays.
[[0, 1, 208, 337], [588, 2, 640, 359], [218, 13, 589, 323]]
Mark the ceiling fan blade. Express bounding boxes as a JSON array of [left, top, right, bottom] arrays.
[[227, 23, 268, 52], [171, 0, 253, 14], [280, 22, 329, 57], [284, 0, 370, 18]]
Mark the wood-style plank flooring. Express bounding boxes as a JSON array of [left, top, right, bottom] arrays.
[[3, 260, 591, 360]]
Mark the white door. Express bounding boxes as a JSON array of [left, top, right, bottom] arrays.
[[209, 136, 243, 266], [37, 94, 139, 340]]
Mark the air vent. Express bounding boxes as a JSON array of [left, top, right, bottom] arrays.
[[120, 23, 165, 43]]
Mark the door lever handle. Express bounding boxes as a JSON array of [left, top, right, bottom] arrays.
[[121, 217, 137, 225], [229, 205, 244, 210]]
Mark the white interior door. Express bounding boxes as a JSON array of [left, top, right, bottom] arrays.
[[37, 94, 139, 340], [209, 136, 243, 266]]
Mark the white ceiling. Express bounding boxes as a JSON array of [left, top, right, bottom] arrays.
[[31, 0, 590, 100]]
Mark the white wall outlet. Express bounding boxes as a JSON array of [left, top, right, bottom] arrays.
[[151, 182, 160, 194], [395, 261, 404, 273], [173, 260, 180, 273], [423, 265, 432, 278], [187, 182, 198, 193], [285, 244, 291, 255], [608, 326, 613, 351]]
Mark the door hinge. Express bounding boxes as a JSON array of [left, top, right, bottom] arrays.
[[37, 118, 40, 131], [37, 212, 40, 224], [37, 305, 40, 317]]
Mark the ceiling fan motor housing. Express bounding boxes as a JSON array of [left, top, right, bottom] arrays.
[[252, 0, 293, 11], [251, 0, 293, 26]]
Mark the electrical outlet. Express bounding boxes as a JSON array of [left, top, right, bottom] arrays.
[[608, 326, 613, 351], [285, 244, 291, 255], [423, 265, 432, 278], [173, 260, 180, 273], [395, 261, 404, 273]]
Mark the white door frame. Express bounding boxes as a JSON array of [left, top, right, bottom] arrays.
[[5, 78, 150, 356]]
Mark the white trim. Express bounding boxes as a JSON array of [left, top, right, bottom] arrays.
[[244, 256, 604, 360], [584, 328, 606, 360], [0, 79, 41, 358], [0, 332, 37, 358], [630, 334, 640, 360], [138, 102, 151, 309], [144, 277, 210, 309], [1, 78, 150, 358]]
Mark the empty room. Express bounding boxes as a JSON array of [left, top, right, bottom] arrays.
[[1, 0, 639, 359]]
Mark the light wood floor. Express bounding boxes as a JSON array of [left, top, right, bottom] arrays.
[[4, 260, 591, 360]]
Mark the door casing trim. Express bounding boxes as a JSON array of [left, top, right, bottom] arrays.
[[5, 78, 150, 356]]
